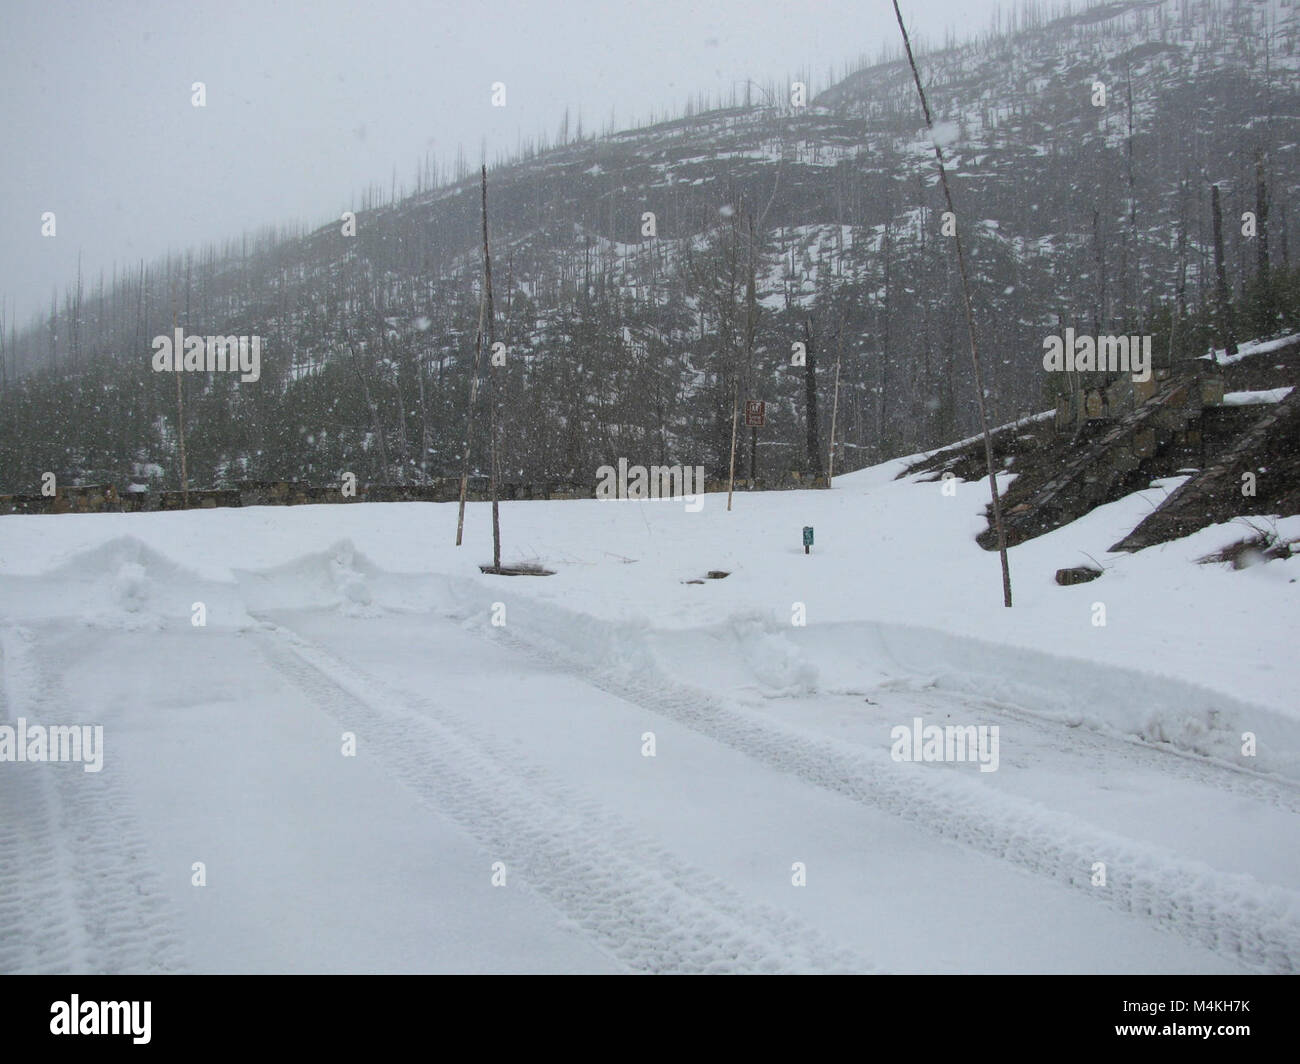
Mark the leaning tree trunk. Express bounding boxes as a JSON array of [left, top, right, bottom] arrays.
[[893, 0, 1012, 607]]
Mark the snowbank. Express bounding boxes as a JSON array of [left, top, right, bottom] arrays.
[[2, 451, 1296, 777]]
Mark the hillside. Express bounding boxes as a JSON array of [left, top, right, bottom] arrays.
[[2, 0, 1298, 501]]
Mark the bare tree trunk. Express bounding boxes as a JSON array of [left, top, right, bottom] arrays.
[[1256, 149, 1270, 286], [170, 278, 189, 508], [1211, 184, 1238, 357], [374, 295, 412, 484], [1171, 221, 1188, 371], [827, 348, 842, 484], [803, 318, 822, 475], [73, 253, 82, 373], [1125, 62, 1142, 332], [135, 261, 145, 358], [481, 165, 501, 571], [455, 283, 486, 545], [392, 373, 409, 484], [744, 212, 758, 484], [725, 380, 739, 511], [416, 312, 430, 484], [345, 334, 389, 482], [1092, 210, 1106, 338], [48, 290, 57, 373], [893, 0, 1012, 607]]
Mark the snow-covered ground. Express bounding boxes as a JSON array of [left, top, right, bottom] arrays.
[[1223, 386, 1294, 406], [2, 453, 1298, 973], [1207, 332, 1300, 367]]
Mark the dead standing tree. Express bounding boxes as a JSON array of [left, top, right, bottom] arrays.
[[453, 166, 503, 568], [1211, 183, 1238, 357], [169, 270, 189, 509], [481, 164, 503, 572], [744, 210, 759, 482], [893, 0, 1012, 607], [454, 280, 486, 546], [802, 318, 822, 476]]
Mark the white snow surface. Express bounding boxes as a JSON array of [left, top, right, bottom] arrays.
[[2, 453, 1298, 973], [1222, 387, 1294, 406], [1206, 332, 1300, 366]]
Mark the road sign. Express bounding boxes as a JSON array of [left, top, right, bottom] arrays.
[[802, 526, 814, 554], [744, 400, 766, 428]]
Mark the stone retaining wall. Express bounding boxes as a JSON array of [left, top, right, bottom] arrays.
[[2, 470, 828, 516]]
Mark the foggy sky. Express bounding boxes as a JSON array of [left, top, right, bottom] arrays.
[[1, 0, 1010, 330]]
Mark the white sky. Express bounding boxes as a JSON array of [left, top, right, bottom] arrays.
[[1, 0, 1011, 328]]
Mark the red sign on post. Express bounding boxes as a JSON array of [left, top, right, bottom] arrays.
[[744, 400, 766, 428]]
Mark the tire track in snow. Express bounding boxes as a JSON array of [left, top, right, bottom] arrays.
[[0, 625, 186, 974], [883, 680, 1300, 815], [252, 621, 873, 974], [0, 627, 87, 973], [470, 610, 1300, 973]]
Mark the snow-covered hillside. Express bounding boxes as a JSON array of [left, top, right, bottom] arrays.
[[6, 0, 1298, 494], [2, 454, 1297, 973]]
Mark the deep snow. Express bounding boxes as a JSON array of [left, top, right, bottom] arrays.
[[1, 451, 1297, 972]]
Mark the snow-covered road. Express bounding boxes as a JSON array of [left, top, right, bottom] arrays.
[[2, 592, 1293, 972]]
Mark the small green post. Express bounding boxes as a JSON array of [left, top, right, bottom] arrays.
[[802, 526, 814, 555]]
